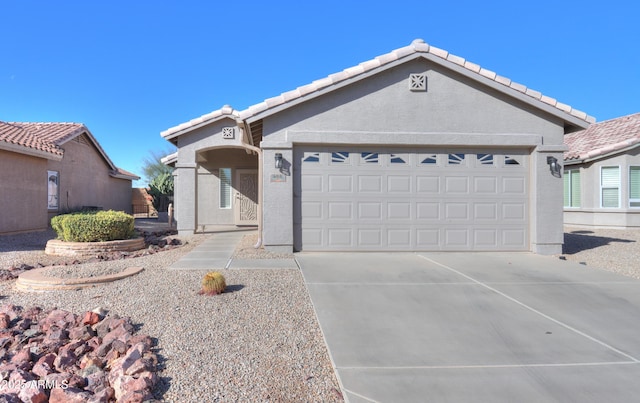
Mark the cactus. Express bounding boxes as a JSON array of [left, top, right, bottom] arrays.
[[199, 271, 226, 295]]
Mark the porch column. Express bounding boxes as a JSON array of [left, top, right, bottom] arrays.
[[174, 162, 198, 235]]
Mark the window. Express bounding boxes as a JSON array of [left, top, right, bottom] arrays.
[[563, 169, 581, 208], [303, 152, 320, 162], [630, 166, 640, 207], [331, 152, 349, 163], [504, 156, 521, 165], [390, 154, 407, 164], [47, 171, 59, 210], [477, 154, 494, 166], [601, 166, 620, 208], [219, 168, 232, 209], [420, 154, 437, 165], [361, 152, 379, 163], [448, 153, 465, 165]]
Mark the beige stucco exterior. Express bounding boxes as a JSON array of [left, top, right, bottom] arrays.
[[0, 132, 136, 235]]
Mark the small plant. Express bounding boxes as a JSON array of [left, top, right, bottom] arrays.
[[199, 271, 226, 295]]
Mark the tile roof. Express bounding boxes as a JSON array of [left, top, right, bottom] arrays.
[[0, 121, 139, 180], [564, 112, 640, 162], [0, 122, 86, 157], [162, 39, 595, 139]]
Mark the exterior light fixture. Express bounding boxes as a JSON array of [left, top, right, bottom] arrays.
[[275, 153, 283, 169], [547, 156, 561, 177]]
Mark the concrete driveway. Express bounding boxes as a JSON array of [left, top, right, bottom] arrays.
[[296, 252, 640, 403]]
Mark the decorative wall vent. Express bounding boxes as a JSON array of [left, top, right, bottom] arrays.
[[409, 73, 427, 91], [222, 127, 235, 139]]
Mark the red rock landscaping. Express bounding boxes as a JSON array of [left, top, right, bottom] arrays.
[[0, 304, 159, 402]]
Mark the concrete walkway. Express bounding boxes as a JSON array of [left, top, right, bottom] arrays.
[[297, 252, 640, 403], [169, 231, 297, 270]]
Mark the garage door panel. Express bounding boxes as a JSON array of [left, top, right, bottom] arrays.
[[388, 202, 411, 219], [474, 203, 498, 220], [302, 175, 323, 191], [358, 229, 382, 246], [387, 176, 411, 192], [417, 176, 440, 193], [358, 175, 383, 192], [445, 203, 469, 220], [503, 177, 526, 194], [417, 202, 440, 220], [328, 202, 352, 219], [444, 229, 470, 248], [388, 229, 411, 246], [445, 176, 469, 193], [474, 177, 497, 193], [358, 202, 382, 219], [296, 147, 529, 251], [328, 175, 352, 192], [328, 228, 352, 247]]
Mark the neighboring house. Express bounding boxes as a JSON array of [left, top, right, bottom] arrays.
[[563, 112, 640, 228], [161, 39, 594, 254], [0, 121, 139, 234]]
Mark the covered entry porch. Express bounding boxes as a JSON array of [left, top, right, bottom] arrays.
[[174, 146, 260, 234]]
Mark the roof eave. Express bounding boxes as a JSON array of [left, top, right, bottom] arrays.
[[0, 141, 63, 161], [564, 142, 640, 165], [161, 106, 240, 141], [109, 171, 140, 180]]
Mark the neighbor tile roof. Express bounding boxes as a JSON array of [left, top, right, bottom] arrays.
[[564, 112, 640, 162], [0, 121, 139, 180], [162, 39, 595, 138], [0, 121, 86, 157]]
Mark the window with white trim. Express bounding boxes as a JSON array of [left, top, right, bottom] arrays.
[[630, 166, 640, 207], [47, 171, 59, 210], [600, 166, 620, 208], [563, 169, 581, 208], [219, 168, 232, 209]]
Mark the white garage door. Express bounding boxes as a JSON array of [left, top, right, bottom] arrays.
[[293, 147, 529, 251]]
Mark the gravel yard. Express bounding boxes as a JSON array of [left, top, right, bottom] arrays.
[[0, 228, 342, 402], [1, 224, 639, 401], [561, 226, 640, 279]]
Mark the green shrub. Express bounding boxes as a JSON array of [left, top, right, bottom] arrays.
[[198, 271, 226, 295], [51, 210, 135, 242]]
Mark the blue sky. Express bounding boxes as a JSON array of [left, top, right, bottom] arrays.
[[2, 1, 638, 186]]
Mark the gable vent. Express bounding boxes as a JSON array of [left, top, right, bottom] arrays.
[[409, 73, 427, 91]]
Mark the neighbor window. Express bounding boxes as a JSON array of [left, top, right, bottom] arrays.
[[630, 166, 640, 207], [219, 168, 232, 209], [600, 166, 620, 208], [563, 169, 581, 208], [47, 171, 59, 210]]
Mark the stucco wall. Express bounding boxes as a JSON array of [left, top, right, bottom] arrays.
[[564, 147, 640, 227], [0, 150, 48, 233], [46, 137, 132, 217], [172, 121, 258, 232], [197, 149, 257, 227], [259, 58, 569, 254]]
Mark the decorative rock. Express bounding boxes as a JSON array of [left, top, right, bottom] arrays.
[[82, 311, 101, 326], [10, 348, 32, 368], [32, 353, 56, 377], [0, 304, 159, 401], [0, 313, 11, 329], [49, 387, 92, 403], [18, 384, 48, 403]]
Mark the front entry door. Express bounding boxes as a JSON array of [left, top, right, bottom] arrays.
[[234, 169, 258, 226]]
